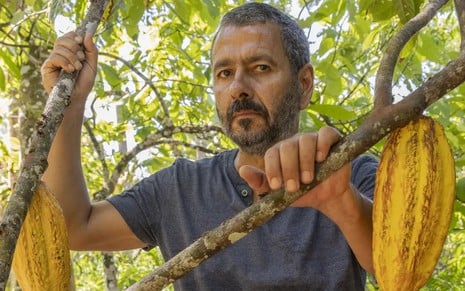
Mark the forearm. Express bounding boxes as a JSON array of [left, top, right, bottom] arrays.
[[323, 185, 374, 274]]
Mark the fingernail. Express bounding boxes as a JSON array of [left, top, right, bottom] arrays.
[[270, 177, 281, 189], [74, 61, 82, 70], [301, 171, 313, 183], [316, 151, 325, 161], [286, 179, 297, 192], [74, 35, 83, 43], [67, 64, 75, 72], [77, 51, 85, 60]]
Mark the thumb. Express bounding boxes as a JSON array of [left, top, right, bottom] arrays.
[[83, 33, 98, 68], [239, 165, 271, 195]]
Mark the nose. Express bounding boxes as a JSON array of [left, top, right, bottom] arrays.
[[229, 70, 252, 100]]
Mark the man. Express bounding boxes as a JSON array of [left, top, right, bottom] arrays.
[[41, 2, 377, 290]]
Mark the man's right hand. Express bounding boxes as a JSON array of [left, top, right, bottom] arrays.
[[41, 31, 98, 102]]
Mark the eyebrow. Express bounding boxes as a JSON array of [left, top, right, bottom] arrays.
[[245, 54, 278, 67], [213, 53, 278, 72]]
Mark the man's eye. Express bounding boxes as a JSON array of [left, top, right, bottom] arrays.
[[217, 70, 232, 78], [256, 65, 269, 72]]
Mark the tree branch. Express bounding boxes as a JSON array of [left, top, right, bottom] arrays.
[[0, 1, 109, 289], [374, 0, 448, 108], [455, 0, 465, 51], [84, 120, 110, 183], [93, 124, 224, 200]]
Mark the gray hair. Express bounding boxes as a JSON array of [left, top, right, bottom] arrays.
[[213, 2, 310, 74]]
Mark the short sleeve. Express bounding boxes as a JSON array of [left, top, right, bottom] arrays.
[[106, 170, 167, 250], [350, 155, 378, 200]]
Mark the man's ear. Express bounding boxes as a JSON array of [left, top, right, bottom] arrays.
[[298, 64, 314, 109]]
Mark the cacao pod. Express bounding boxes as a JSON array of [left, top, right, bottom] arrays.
[[12, 182, 71, 290], [373, 116, 456, 291]]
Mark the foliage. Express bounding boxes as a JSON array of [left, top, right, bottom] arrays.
[[0, 0, 464, 289]]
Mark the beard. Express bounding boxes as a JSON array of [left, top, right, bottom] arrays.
[[217, 81, 301, 155]]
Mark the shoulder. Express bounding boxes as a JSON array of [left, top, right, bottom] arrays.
[[351, 154, 378, 174], [169, 149, 237, 172], [350, 154, 379, 199]]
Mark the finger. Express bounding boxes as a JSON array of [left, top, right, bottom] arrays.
[[52, 33, 86, 72], [239, 165, 270, 194], [315, 126, 342, 162], [82, 33, 98, 70], [50, 46, 83, 72], [298, 133, 318, 184], [277, 138, 300, 192], [54, 33, 83, 56], [264, 146, 282, 190]]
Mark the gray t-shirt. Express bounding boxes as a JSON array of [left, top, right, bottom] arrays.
[[108, 149, 378, 290]]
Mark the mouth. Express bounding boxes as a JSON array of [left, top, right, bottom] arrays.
[[233, 110, 261, 119]]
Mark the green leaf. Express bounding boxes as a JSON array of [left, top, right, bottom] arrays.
[[307, 104, 357, 121], [10, 11, 26, 25], [318, 37, 335, 56], [458, 178, 465, 203], [312, 0, 339, 23], [0, 49, 20, 80], [363, 0, 396, 22], [0, 67, 5, 91], [100, 63, 120, 87], [124, 1, 145, 39], [394, 0, 417, 23], [416, 33, 442, 63], [173, 0, 192, 23]]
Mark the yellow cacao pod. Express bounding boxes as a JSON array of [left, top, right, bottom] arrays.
[[373, 116, 456, 291], [12, 182, 71, 291]]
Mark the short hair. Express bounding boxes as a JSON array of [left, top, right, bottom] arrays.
[[213, 2, 310, 74]]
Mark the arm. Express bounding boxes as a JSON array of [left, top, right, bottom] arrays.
[[41, 32, 145, 251], [239, 126, 374, 273]]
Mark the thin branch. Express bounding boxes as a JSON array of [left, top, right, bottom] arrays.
[[156, 78, 211, 89], [455, 0, 465, 51], [0, 40, 30, 49], [337, 69, 370, 105], [99, 51, 172, 124], [374, 0, 448, 108], [83, 120, 110, 191], [93, 124, 224, 199], [165, 139, 219, 156]]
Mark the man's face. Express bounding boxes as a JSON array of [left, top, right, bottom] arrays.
[[212, 23, 302, 155]]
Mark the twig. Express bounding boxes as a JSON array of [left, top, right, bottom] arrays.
[[374, 0, 448, 108], [99, 51, 172, 124], [95, 124, 223, 198]]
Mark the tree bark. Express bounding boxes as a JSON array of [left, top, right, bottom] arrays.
[[0, 1, 110, 289], [103, 252, 119, 291], [127, 0, 465, 289]]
